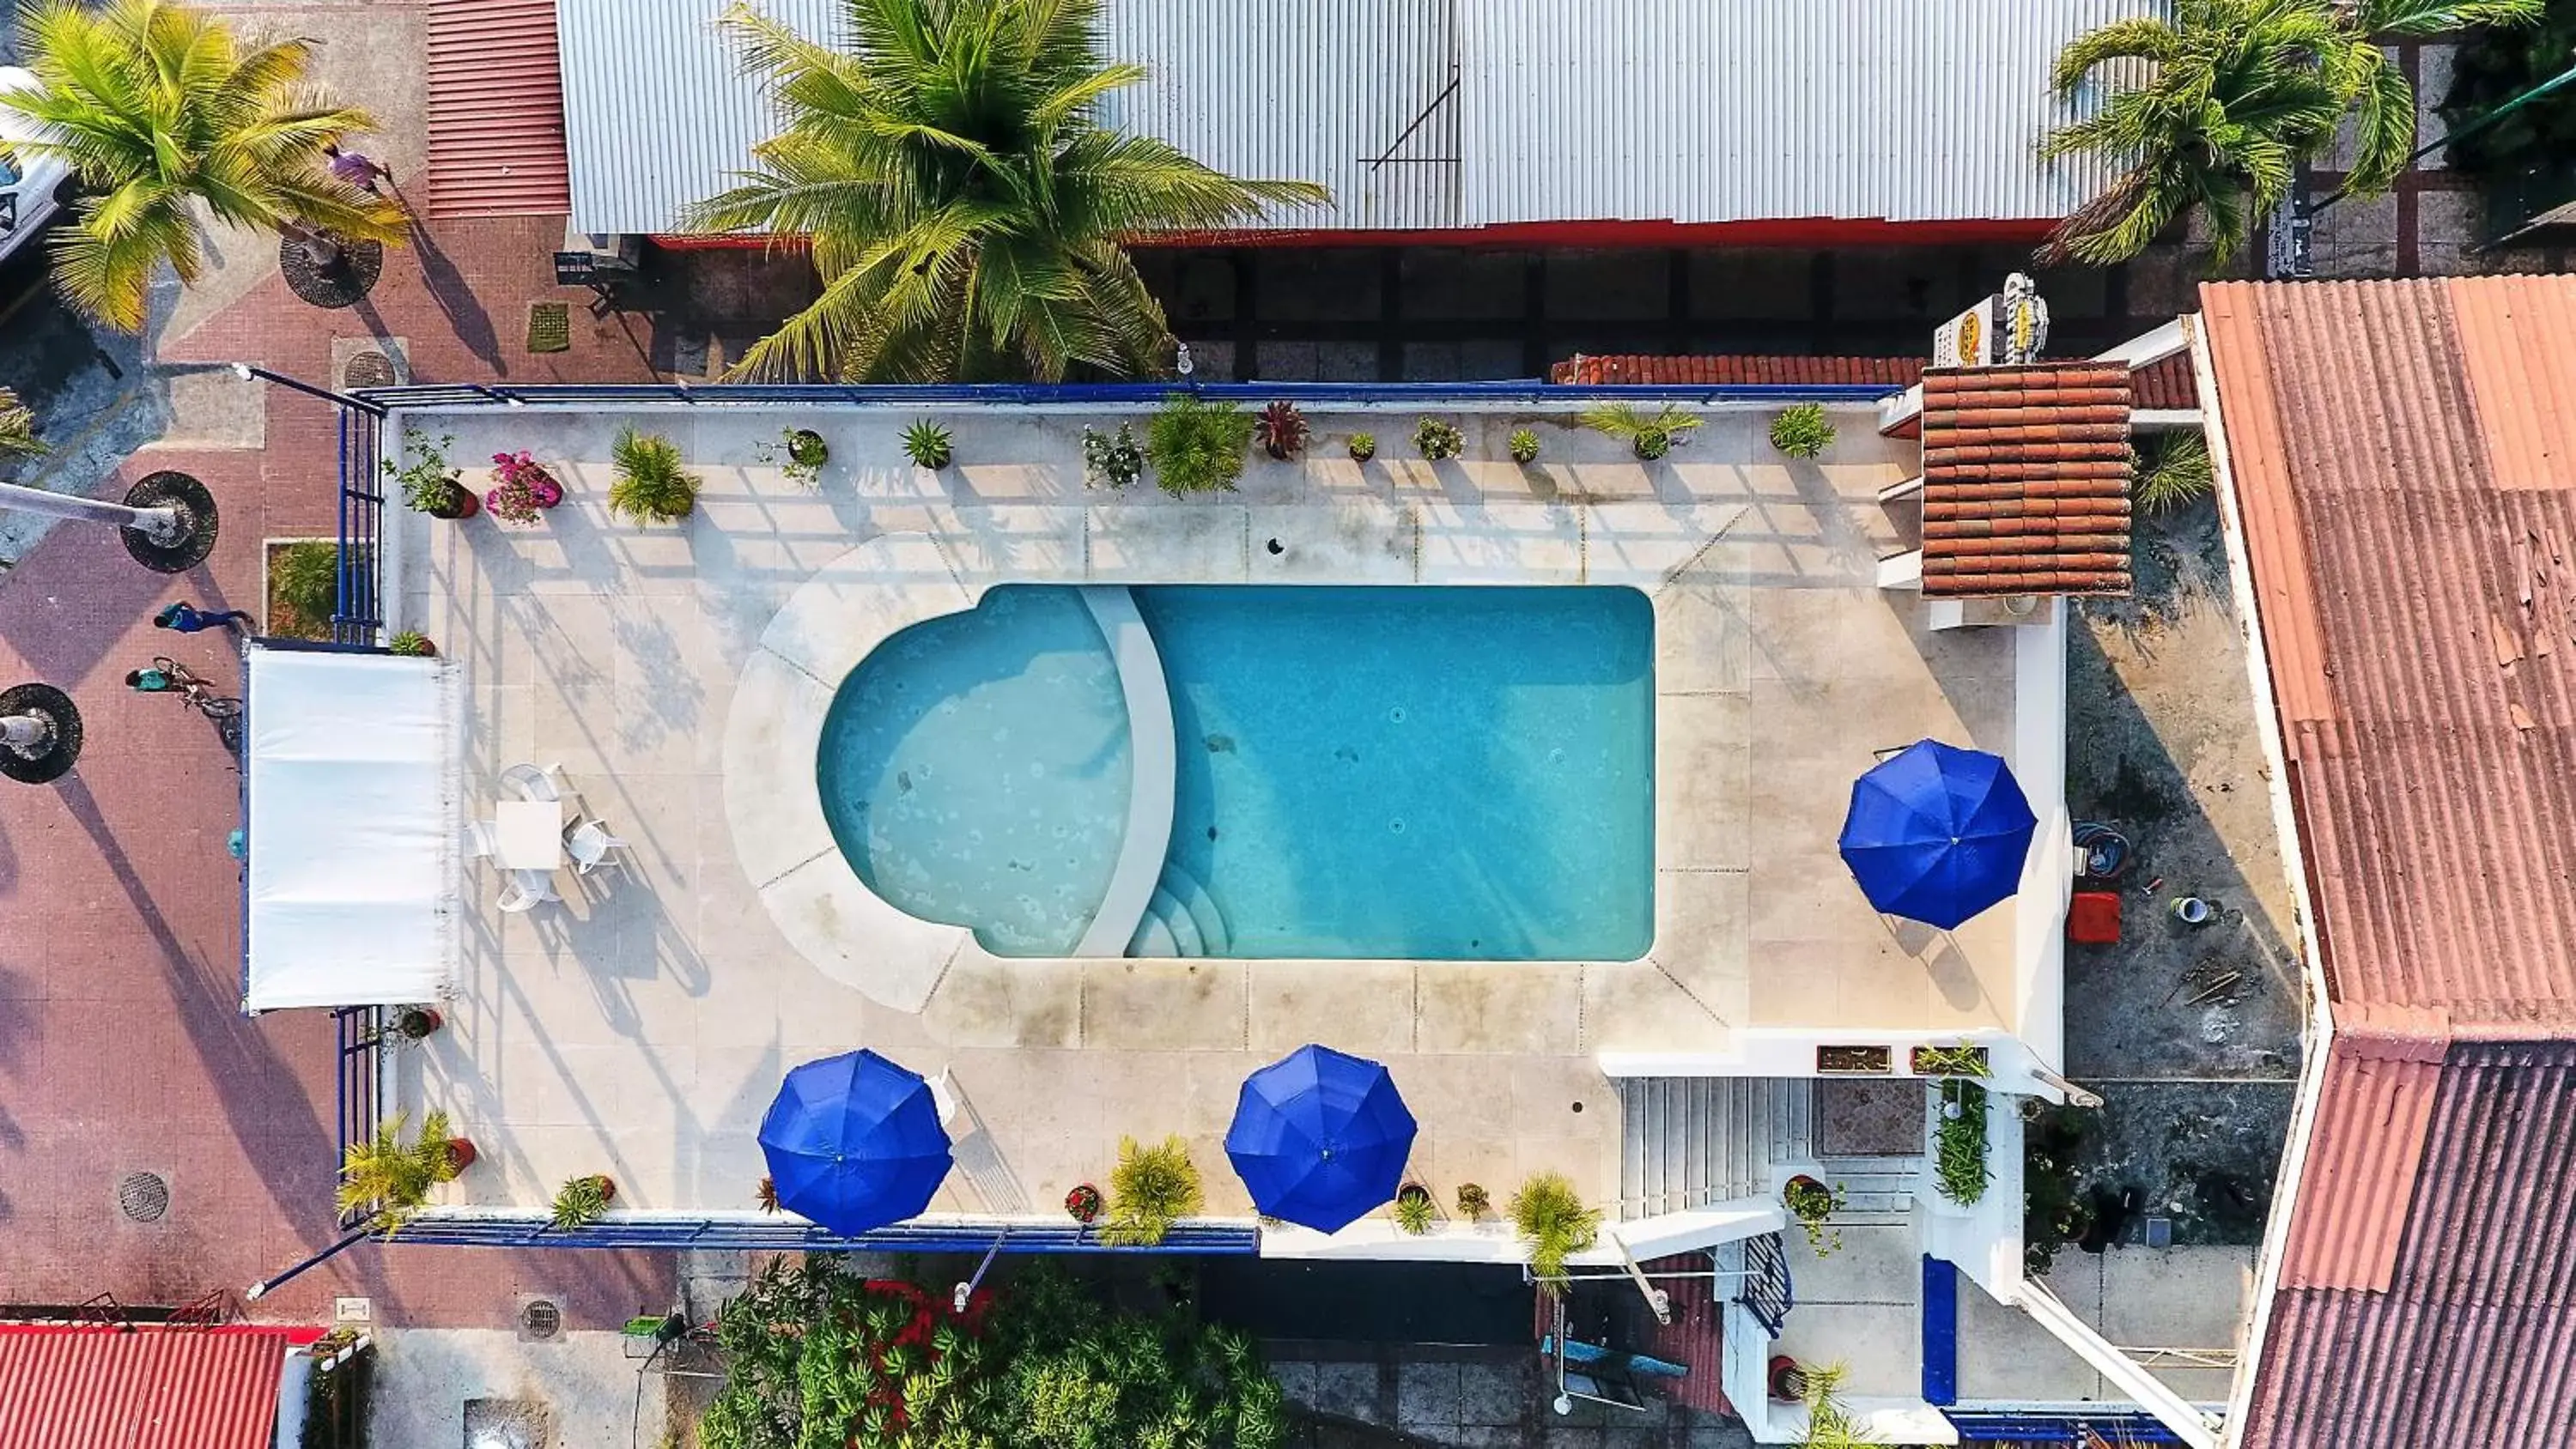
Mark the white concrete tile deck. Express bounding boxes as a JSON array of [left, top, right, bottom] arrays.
[[388, 399, 2029, 1223]]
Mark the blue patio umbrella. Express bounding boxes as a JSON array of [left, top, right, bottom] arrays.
[[1838, 739, 2038, 930], [758, 1049, 952, 1236], [1224, 1044, 1418, 1233]]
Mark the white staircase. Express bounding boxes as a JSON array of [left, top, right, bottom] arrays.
[[1615, 1077, 1772, 1219], [1771, 1079, 1922, 1215], [1125, 861, 1232, 957]]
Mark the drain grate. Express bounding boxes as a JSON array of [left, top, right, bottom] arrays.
[[342, 349, 397, 389], [518, 1297, 561, 1341], [117, 1172, 169, 1223]]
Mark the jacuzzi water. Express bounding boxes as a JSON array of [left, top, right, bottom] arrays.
[[817, 585, 1654, 961]]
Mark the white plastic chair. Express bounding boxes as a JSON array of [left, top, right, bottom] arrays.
[[463, 819, 501, 860], [496, 876, 547, 913], [565, 820, 630, 876], [499, 761, 566, 803]]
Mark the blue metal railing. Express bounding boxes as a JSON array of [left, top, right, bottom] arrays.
[[333, 405, 385, 644], [1947, 1411, 2188, 1445], [388, 1216, 1261, 1255], [332, 1006, 381, 1226], [1735, 1230, 1794, 1337], [357, 379, 1907, 410]]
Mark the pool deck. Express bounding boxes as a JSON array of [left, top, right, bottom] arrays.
[[392, 400, 2023, 1222]]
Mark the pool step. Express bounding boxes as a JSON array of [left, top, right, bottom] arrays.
[[1149, 887, 1205, 955], [1126, 912, 1181, 957], [1158, 864, 1231, 955]]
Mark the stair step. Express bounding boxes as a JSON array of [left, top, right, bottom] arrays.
[[1150, 887, 1203, 955], [1618, 1077, 1781, 1221], [1126, 912, 1180, 958], [1159, 863, 1231, 954]]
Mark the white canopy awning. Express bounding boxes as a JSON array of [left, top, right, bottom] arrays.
[[244, 646, 455, 1011]]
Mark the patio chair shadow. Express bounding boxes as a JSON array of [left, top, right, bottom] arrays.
[[49, 771, 410, 1315]]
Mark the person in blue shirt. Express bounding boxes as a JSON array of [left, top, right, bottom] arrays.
[[125, 667, 174, 691], [154, 602, 251, 636]]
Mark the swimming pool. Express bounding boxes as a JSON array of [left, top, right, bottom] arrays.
[[817, 585, 1654, 961]]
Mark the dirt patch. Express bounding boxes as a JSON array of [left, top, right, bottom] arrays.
[[2029, 1082, 2293, 1258]]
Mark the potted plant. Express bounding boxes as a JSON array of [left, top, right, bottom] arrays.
[[1770, 403, 1835, 459], [386, 427, 476, 519], [1911, 1044, 1990, 1076], [1147, 394, 1255, 497], [1577, 403, 1702, 460], [1081, 423, 1143, 490], [1510, 1171, 1600, 1296], [1793, 1363, 1864, 1448], [1768, 1354, 1808, 1403], [388, 630, 435, 658], [392, 1005, 442, 1040], [1455, 1182, 1491, 1219], [1098, 1136, 1202, 1246], [1412, 416, 1463, 461], [1065, 1182, 1104, 1223], [607, 427, 700, 524], [1817, 1045, 1893, 1075], [902, 419, 954, 470], [1934, 1079, 1991, 1206], [1393, 1181, 1436, 1235], [1783, 1174, 1845, 1254], [756, 1174, 780, 1213], [1346, 432, 1377, 463], [483, 450, 563, 524], [1508, 427, 1540, 464], [754, 427, 829, 488], [1254, 400, 1309, 460], [334, 1109, 471, 1234], [550, 1173, 617, 1230]]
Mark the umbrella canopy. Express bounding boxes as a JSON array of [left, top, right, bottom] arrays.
[[1838, 738, 2038, 930], [1224, 1044, 1418, 1233], [758, 1049, 952, 1236]]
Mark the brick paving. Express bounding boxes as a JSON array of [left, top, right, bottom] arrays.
[[0, 209, 673, 1329]]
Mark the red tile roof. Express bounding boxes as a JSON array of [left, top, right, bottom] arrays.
[[0, 1326, 306, 1449], [2132, 353, 2196, 411], [2245, 1042, 2576, 1449], [1917, 363, 2133, 597], [2203, 276, 2576, 1449], [1548, 355, 1924, 387], [425, 0, 572, 219]]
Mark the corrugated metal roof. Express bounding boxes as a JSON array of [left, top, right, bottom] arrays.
[[2203, 277, 2576, 1028], [2277, 1033, 2444, 1293], [1456, 0, 2141, 227], [557, 0, 2157, 237], [0, 1327, 300, 1449], [2245, 1042, 2576, 1449], [1919, 363, 2132, 597], [1549, 354, 1923, 386], [426, 0, 572, 217]]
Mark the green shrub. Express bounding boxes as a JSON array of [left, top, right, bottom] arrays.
[[387, 630, 435, 658], [1783, 1174, 1845, 1255], [759, 427, 828, 488], [1577, 402, 1702, 460], [1393, 1185, 1436, 1235], [902, 418, 954, 470], [550, 1173, 615, 1230], [1911, 1044, 1990, 1077], [271, 541, 340, 636], [1508, 427, 1540, 464], [1099, 1135, 1203, 1246], [384, 427, 462, 513], [1082, 422, 1144, 489], [1412, 415, 1463, 460], [2135, 432, 2214, 513], [1769, 403, 1836, 459], [1509, 1171, 1600, 1295], [1455, 1182, 1491, 1218], [1346, 432, 1376, 462], [335, 1109, 463, 1235], [1795, 1364, 1873, 1449], [1935, 1081, 1991, 1206], [1147, 395, 1254, 496], [607, 427, 699, 524]]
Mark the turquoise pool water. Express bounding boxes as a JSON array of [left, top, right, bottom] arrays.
[[817, 585, 1654, 961]]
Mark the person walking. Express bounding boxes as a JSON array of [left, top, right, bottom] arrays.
[[154, 602, 251, 636], [324, 142, 393, 195], [125, 666, 175, 692]]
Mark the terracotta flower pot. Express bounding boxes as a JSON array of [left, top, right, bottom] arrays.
[[445, 1137, 477, 1173], [396, 1006, 443, 1040], [531, 476, 563, 509], [1065, 1183, 1103, 1223], [431, 484, 479, 520], [592, 1174, 617, 1203], [1768, 1355, 1806, 1403]]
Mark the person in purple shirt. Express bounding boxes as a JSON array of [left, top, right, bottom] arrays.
[[154, 602, 251, 636], [324, 142, 392, 195]]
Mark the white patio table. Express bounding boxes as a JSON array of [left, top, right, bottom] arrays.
[[493, 798, 565, 871]]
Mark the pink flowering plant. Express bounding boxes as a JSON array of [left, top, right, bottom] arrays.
[[483, 451, 564, 525]]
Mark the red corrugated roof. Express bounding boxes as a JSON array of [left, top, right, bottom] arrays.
[[0, 1326, 303, 1449], [1917, 363, 2133, 597], [2205, 276, 2576, 1449], [2245, 1043, 2576, 1449], [2132, 352, 2196, 411], [425, 0, 572, 219], [1548, 354, 1924, 387]]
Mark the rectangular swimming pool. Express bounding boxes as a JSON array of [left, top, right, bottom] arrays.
[[818, 585, 1656, 961]]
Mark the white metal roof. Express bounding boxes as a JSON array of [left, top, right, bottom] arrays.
[[556, 0, 2149, 237]]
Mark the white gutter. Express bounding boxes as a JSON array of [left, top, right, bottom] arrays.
[[2190, 309, 2343, 1449]]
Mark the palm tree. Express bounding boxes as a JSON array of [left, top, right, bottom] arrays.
[[0, 0, 407, 330], [2042, 0, 2540, 265], [0, 389, 39, 462], [685, 0, 1329, 382]]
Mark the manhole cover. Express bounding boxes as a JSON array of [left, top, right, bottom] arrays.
[[117, 1172, 169, 1223], [342, 349, 397, 388], [518, 1298, 561, 1340]]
